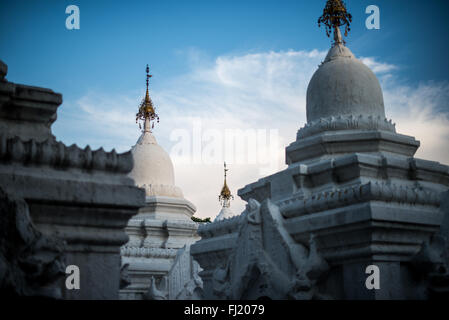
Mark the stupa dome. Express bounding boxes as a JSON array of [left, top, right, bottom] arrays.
[[306, 43, 385, 123], [129, 130, 183, 198]]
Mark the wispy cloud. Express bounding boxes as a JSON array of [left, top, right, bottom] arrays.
[[384, 82, 449, 163], [53, 48, 449, 219], [360, 57, 397, 74]]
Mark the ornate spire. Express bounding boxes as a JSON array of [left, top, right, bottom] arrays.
[[219, 162, 233, 208], [136, 64, 160, 132], [318, 0, 352, 45]]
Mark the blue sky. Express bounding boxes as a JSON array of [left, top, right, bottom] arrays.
[[1, 0, 449, 217], [1, 0, 449, 95]]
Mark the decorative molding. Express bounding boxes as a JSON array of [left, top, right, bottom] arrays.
[[281, 181, 441, 219], [0, 134, 133, 174], [297, 115, 396, 140], [121, 246, 178, 259]]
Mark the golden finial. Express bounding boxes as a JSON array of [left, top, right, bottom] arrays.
[[136, 64, 160, 131], [318, 0, 352, 45], [219, 162, 233, 207]]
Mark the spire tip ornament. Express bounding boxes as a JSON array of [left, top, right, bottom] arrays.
[[219, 162, 233, 208], [318, 0, 352, 45], [136, 64, 160, 132]]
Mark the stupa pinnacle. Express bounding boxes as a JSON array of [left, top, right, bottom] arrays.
[[219, 162, 233, 208], [122, 65, 200, 299], [136, 64, 159, 131], [128, 64, 182, 198], [318, 0, 352, 45], [215, 162, 235, 221]]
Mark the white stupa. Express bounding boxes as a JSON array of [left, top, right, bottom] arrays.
[[192, 0, 449, 300], [120, 65, 200, 300]]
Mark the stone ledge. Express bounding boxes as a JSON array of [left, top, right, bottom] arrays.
[[140, 195, 197, 218], [239, 153, 449, 205], [286, 130, 420, 164], [0, 171, 145, 207], [281, 181, 441, 219], [197, 214, 242, 238], [284, 202, 443, 263], [0, 80, 62, 142], [191, 233, 238, 255], [238, 179, 271, 203]]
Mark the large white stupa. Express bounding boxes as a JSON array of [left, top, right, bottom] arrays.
[[120, 66, 200, 300], [191, 0, 449, 300]]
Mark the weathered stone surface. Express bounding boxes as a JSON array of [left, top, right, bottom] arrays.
[[192, 199, 330, 299], [0, 187, 66, 299], [168, 244, 203, 300], [120, 195, 200, 299], [408, 190, 449, 299], [0, 61, 62, 143], [0, 60, 145, 299]]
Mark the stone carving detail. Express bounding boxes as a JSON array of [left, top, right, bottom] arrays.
[[297, 115, 396, 139], [168, 245, 203, 300], [410, 191, 449, 298], [120, 263, 131, 290], [138, 245, 204, 300], [144, 276, 168, 300], [212, 199, 330, 300], [282, 181, 441, 218], [0, 187, 66, 298], [121, 247, 178, 259], [410, 237, 449, 298], [0, 134, 133, 173]]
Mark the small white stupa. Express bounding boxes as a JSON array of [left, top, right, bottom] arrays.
[[120, 65, 200, 300], [214, 162, 235, 222]]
